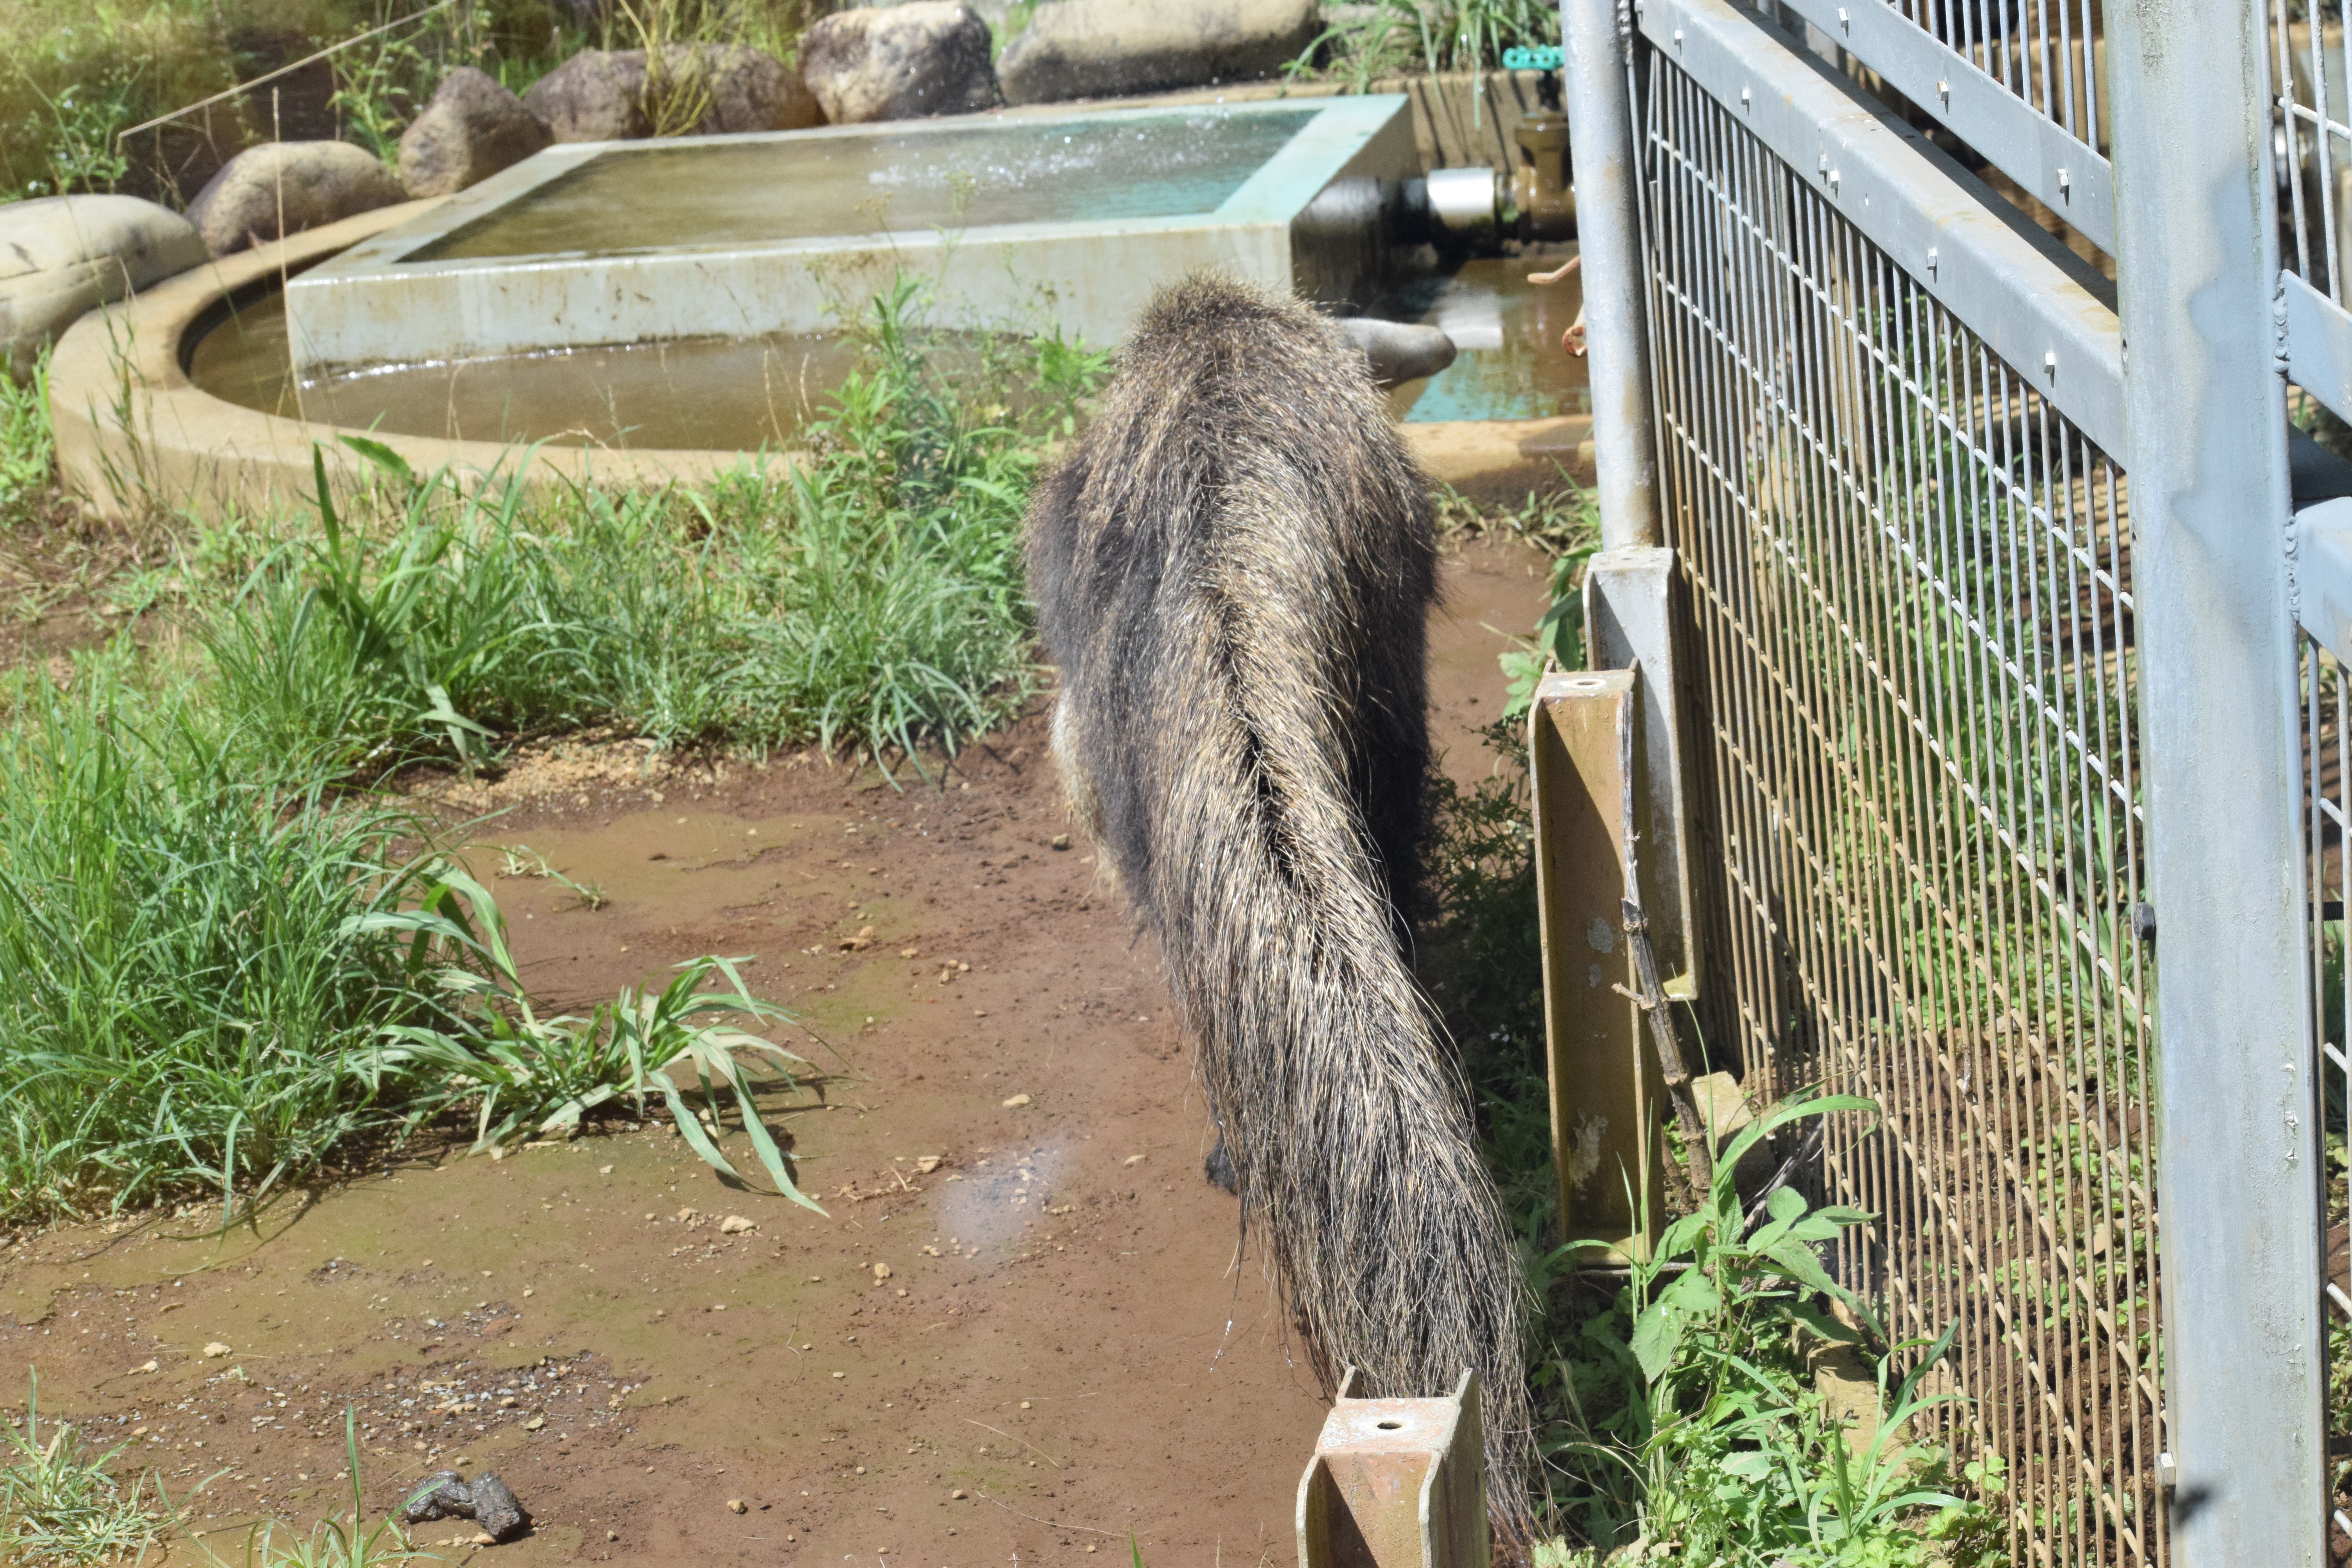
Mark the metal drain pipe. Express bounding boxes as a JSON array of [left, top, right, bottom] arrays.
[[1559, 0, 1657, 550]]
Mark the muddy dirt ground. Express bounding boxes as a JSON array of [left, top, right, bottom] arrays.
[[0, 539, 1550, 1567]]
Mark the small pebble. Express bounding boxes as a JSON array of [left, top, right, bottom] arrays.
[[872, 1263, 893, 1281], [1001, 1093, 1031, 1108], [727, 1499, 748, 1515], [720, 1215, 755, 1234], [952, 1488, 968, 1499], [1050, 834, 1070, 850], [201, 1342, 231, 1358]]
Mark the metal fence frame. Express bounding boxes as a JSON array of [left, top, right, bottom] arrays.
[[1559, 0, 2339, 1561]]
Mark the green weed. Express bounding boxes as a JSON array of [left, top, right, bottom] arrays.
[[0, 1368, 174, 1566], [1533, 1097, 1997, 1564], [352, 866, 826, 1208], [2, 348, 54, 521], [178, 1409, 431, 1568], [1286, 0, 1559, 91]]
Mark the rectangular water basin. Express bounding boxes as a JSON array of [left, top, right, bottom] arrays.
[[285, 96, 1418, 378]]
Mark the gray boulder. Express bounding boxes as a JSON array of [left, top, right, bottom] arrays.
[[185, 142, 405, 257], [799, 3, 999, 123], [0, 195, 208, 382], [998, 0, 1318, 104], [1339, 317, 1457, 387], [524, 50, 652, 142], [523, 45, 822, 142], [397, 67, 552, 197]]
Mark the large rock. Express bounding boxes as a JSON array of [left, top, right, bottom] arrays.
[[0, 195, 208, 382], [799, 3, 1000, 123], [998, 0, 1318, 103], [524, 50, 652, 142], [681, 43, 823, 133], [397, 67, 552, 197], [523, 45, 821, 143], [185, 141, 405, 257]]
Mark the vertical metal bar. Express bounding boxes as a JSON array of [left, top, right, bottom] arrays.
[[1562, 0, 1660, 550], [2107, 2, 2329, 1562]]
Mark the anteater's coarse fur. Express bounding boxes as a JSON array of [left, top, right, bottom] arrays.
[[1024, 274, 1534, 1541]]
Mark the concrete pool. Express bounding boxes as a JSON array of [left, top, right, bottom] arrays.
[[282, 97, 1423, 380]]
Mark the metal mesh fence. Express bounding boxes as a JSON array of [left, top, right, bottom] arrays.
[[2296, 637, 2352, 1557], [2270, 0, 2352, 302], [1878, 0, 2105, 150], [1637, 49, 2166, 1568]]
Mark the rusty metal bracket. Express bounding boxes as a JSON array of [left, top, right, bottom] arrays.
[[1296, 1368, 1488, 1568], [1528, 667, 1666, 1257]]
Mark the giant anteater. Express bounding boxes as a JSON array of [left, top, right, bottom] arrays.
[[1024, 273, 1534, 1541]]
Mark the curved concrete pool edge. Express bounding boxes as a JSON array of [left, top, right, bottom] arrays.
[[50, 201, 768, 522], [50, 198, 1592, 522]]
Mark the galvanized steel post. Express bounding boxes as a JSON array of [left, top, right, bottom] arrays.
[[1559, 0, 1658, 550], [2108, 4, 2330, 1563]]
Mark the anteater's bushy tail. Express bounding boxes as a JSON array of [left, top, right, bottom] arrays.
[[1025, 274, 1535, 1543]]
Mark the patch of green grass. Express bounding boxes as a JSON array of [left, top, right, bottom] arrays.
[[0, 648, 827, 1223], [202, 278, 1105, 779], [0, 656, 466, 1222], [2, 348, 55, 523], [0, 1369, 175, 1566], [1286, 0, 1560, 90]]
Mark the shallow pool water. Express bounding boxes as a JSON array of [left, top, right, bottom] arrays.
[[183, 254, 1590, 448], [405, 110, 1324, 262], [1383, 256, 1593, 425], [192, 286, 867, 449]]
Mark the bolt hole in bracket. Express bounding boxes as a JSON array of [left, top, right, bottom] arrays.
[[1296, 1368, 1488, 1568]]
